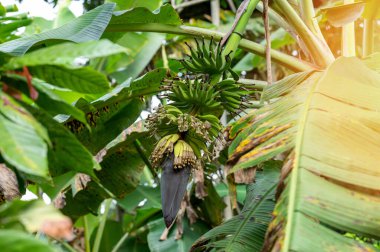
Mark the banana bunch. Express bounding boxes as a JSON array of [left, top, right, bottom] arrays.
[[173, 140, 196, 169], [216, 79, 252, 113], [151, 134, 180, 167], [181, 38, 238, 79], [167, 77, 223, 114]]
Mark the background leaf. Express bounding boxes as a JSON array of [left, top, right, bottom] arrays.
[[0, 3, 115, 56]]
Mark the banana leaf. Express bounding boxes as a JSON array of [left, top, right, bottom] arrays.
[[228, 57, 380, 251]]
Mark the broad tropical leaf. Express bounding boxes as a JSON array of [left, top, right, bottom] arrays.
[[147, 218, 209, 252], [5, 39, 128, 69], [192, 163, 280, 252], [0, 3, 116, 56], [228, 57, 380, 251], [0, 230, 56, 252], [0, 199, 69, 233], [29, 65, 110, 94], [25, 105, 99, 178], [64, 68, 166, 154], [0, 93, 50, 181], [108, 4, 182, 27]]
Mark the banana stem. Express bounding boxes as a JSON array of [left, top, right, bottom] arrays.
[[106, 24, 313, 72], [342, 0, 356, 57], [222, 0, 261, 58], [274, 0, 334, 67], [363, 19, 374, 57], [299, 0, 325, 40], [92, 199, 112, 252]]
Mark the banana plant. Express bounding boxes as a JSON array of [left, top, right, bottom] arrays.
[[104, 0, 380, 251]]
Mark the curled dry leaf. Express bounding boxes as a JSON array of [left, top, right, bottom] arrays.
[[233, 167, 256, 184], [0, 164, 20, 203], [194, 161, 207, 199]]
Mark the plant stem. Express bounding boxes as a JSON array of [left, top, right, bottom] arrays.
[[106, 24, 313, 72], [237, 78, 267, 90], [222, 0, 261, 58], [92, 199, 112, 252], [342, 0, 356, 57], [111, 232, 129, 252], [83, 215, 91, 252], [274, 0, 334, 67], [210, 0, 220, 26], [256, 2, 292, 35], [263, 0, 272, 85], [363, 19, 374, 57], [299, 0, 324, 40]]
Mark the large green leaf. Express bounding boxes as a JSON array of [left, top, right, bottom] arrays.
[[118, 185, 161, 212], [190, 180, 226, 227], [0, 3, 116, 56], [90, 220, 123, 252], [110, 32, 165, 81], [0, 93, 50, 180], [228, 57, 380, 251], [0, 230, 56, 252], [29, 65, 110, 94], [5, 39, 128, 69], [147, 218, 209, 252], [97, 131, 155, 198], [3, 74, 87, 124], [25, 105, 99, 178], [0, 199, 68, 233], [192, 165, 280, 252], [106, 0, 162, 11], [65, 68, 166, 154], [109, 4, 182, 27]]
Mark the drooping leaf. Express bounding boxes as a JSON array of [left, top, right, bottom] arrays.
[[64, 68, 166, 154], [0, 93, 50, 181], [318, 2, 365, 27], [229, 57, 380, 251], [147, 218, 209, 252], [0, 230, 56, 252], [0, 3, 116, 56], [192, 166, 280, 252], [5, 39, 128, 70]]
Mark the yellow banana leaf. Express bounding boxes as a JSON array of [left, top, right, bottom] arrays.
[[228, 57, 380, 251]]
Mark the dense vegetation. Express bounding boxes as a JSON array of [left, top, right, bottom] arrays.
[[0, 0, 379, 251]]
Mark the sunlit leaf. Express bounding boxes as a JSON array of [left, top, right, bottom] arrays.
[[0, 3, 115, 56]]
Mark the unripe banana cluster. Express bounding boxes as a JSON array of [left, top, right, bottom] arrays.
[[148, 105, 222, 168], [216, 79, 252, 113], [166, 77, 222, 114], [181, 38, 238, 79]]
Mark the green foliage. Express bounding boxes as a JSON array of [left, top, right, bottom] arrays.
[[0, 3, 115, 56], [147, 218, 209, 252], [0, 230, 57, 252], [192, 163, 280, 251]]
